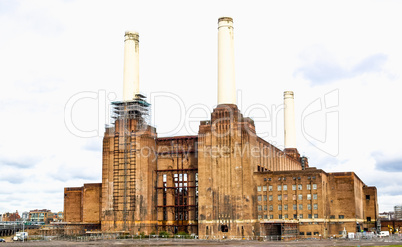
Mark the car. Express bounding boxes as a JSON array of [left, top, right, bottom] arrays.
[[0, 238, 5, 242]]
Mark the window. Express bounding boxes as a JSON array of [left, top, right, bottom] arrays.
[[298, 184, 302, 190], [270, 215, 273, 219], [367, 217, 371, 222], [258, 215, 262, 219], [293, 194, 296, 200], [278, 185, 282, 191], [263, 195, 267, 201], [307, 184, 311, 190], [292, 185, 296, 190], [278, 195, 282, 201], [258, 205, 262, 211], [308, 214, 312, 219], [293, 204, 297, 210], [314, 232, 319, 235], [278, 214, 282, 219], [313, 184, 317, 189], [313, 203, 318, 210], [257, 186, 261, 192], [330, 215, 335, 219], [264, 215, 268, 219], [264, 205, 267, 211], [263, 185, 267, 191], [278, 205, 282, 210], [298, 194, 303, 200], [269, 185, 273, 191], [284, 204, 288, 210], [293, 214, 297, 219], [269, 205, 273, 211], [307, 204, 311, 210], [339, 215, 344, 219], [299, 214, 303, 219], [269, 195, 273, 201], [258, 195, 262, 201], [284, 194, 288, 200], [366, 195, 370, 200], [314, 214, 318, 218], [163, 174, 167, 182], [283, 185, 288, 191], [313, 194, 317, 200], [307, 194, 311, 200], [284, 214, 288, 218], [299, 204, 303, 210], [299, 232, 304, 235], [307, 232, 312, 236]]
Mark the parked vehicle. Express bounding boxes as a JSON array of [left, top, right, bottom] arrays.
[[13, 232, 28, 241], [379, 231, 390, 237], [0, 238, 6, 242]]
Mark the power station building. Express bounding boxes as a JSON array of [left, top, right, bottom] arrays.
[[64, 17, 378, 239]]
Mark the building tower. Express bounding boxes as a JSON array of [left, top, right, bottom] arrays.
[[101, 31, 157, 234]]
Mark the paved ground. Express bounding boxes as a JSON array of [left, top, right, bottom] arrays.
[[1, 239, 402, 247]]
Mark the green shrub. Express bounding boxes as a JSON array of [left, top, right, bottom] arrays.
[[159, 231, 170, 238]]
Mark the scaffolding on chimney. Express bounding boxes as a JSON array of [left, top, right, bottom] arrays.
[[111, 94, 150, 231], [111, 94, 150, 127]]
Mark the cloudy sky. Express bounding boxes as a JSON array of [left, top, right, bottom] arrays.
[[0, 0, 401, 214]]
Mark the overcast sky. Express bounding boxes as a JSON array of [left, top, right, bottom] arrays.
[[1, 0, 401, 214]]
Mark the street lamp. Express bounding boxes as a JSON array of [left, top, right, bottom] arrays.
[[22, 221, 25, 242]]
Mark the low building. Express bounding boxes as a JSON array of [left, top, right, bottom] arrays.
[[2, 211, 20, 221], [29, 209, 54, 224], [254, 168, 378, 238]]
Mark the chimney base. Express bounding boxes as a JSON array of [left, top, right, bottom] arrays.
[[284, 148, 300, 161]]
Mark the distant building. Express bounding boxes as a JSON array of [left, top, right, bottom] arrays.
[[64, 17, 378, 239], [2, 211, 20, 221], [21, 211, 29, 221], [379, 211, 395, 220], [394, 205, 402, 220], [29, 209, 54, 224], [54, 211, 64, 222]]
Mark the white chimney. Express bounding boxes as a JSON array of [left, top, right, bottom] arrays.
[[123, 31, 140, 101], [284, 91, 296, 148], [217, 17, 236, 105]]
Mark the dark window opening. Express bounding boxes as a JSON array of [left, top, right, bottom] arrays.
[[221, 225, 228, 232], [366, 195, 370, 200]]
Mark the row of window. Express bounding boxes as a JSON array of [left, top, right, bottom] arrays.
[[258, 203, 318, 211], [257, 184, 317, 192], [257, 213, 319, 220], [300, 232, 320, 236], [258, 194, 318, 201], [330, 215, 345, 219], [264, 176, 317, 182]]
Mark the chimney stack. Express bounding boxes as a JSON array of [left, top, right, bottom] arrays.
[[217, 17, 236, 105], [284, 91, 300, 160], [284, 91, 296, 148], [123, 31, 140, 101]]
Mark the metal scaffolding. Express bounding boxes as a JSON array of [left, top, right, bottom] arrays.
[[111, 94, 150, 231]]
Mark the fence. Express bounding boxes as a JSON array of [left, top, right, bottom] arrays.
[[15, 232, 402, 243]]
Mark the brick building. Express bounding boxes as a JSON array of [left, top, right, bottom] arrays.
[[64, 17, 378, 239], [2, 211, 20, 221]]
